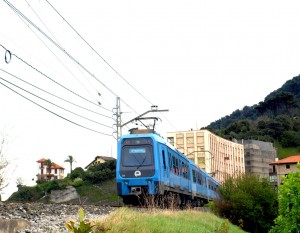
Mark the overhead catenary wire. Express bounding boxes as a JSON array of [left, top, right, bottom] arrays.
[[23, 0, 105, 105], [45, 0, 154, 107], [0, 76, 113, 129], [0, 77, 113, 136], [0, 68, 113, 120], [3, 0, 138, 115], [0, 43, 111, 112], [3, 1, 179, 134], [44, 1, 181, 132]]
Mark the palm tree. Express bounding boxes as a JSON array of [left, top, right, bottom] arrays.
[[43, 158, 54, 180], [65, 155, 76, 175]]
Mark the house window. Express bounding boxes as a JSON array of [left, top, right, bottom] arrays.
[[55, 169, 57, 174], [286, 164, 290, 169], [167, 137, 174, 145]]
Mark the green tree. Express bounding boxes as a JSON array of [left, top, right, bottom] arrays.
[[269, 163, 300, 233], [65, 155, 76, 175], [44, 159, 54, 180], [215, 174, 278, 233]]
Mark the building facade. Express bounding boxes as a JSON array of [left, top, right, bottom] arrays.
[[36, 158, 64, 180], [269, 155, 300, 187], [166, 129, 245, 183], [85, 156, 116, 169], [238, 140, 277, 178]]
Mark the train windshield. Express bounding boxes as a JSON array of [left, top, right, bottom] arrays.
[[121, 138, 153, 167], [122, 146, 153, 167]]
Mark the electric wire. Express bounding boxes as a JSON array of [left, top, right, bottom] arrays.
[[45, 0, 154, 107], [0, 43, 111, 112], [3, 0, 138, 114], [24, 0, 105, 105], [44, 1, 181, 132], [0, 76, 113, 129], [0, 77, 113, 136], [0, 68, 113, 120], [3, 1, 178, 135]]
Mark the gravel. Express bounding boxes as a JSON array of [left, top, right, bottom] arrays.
[[0, 202, 115, 233]]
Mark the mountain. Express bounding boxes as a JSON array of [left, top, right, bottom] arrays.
[[205, 75, 300, 154]]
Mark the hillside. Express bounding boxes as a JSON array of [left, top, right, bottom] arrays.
[[206, 75, 300, 157]]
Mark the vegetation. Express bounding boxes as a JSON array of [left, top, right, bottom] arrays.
[[7, 160, 117, 204], [269, 163, 300, 233], [44, 158, 54, 180], [214, 174, 278, 233], [66, 207, 94, 233], [8, 186, 44, 202], [91, 207, 246, 233], [0, 136, 8, 192], [65, 155, 76, 175], [206, 75, 300, 157]]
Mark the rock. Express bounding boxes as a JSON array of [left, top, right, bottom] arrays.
[[0, 219, 30, 233], [50, 186, 80, 203]]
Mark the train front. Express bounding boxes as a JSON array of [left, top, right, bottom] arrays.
[[116, 131, 158, 205]]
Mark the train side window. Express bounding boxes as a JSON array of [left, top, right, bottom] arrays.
[[192, 169, 196, 183], [196, 172, 199, 184], [162, 150, 166, 170], [172, 156, 176, 174], [175, 158, 179, 175]]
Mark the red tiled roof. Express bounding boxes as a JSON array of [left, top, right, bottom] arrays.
[[51, 163, 64, 169], [270, 155, 300, 165], [36, 158, 64, 169], [36, 158, 46, 163]]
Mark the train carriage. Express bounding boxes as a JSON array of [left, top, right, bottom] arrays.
[[116, 129, 220, 206]]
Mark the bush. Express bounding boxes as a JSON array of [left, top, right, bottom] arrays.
[[72, 177, 84, 187], [214, 174, 278, 233], [8, 186, 44, 202], [70, 167, 85, 180]]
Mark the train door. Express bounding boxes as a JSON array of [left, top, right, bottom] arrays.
[[159, 144, 169, 183]]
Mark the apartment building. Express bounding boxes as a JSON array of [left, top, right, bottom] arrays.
[[167, 129, 245, 183], [238, 140, 277, 178]]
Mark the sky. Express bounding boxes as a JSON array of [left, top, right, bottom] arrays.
[[1, 0, 300, 200]]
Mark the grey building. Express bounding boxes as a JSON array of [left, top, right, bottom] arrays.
[[238, 140, 277, 178]]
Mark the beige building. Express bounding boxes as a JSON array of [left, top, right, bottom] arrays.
[[269, 155, 300, 187], [167, 129, 245, 183], [85, 156, 115, 169]]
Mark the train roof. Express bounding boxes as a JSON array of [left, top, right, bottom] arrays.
[[119, 129, 167, 144]]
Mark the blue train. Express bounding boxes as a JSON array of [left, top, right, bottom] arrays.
[[116, 129, 220, 207]]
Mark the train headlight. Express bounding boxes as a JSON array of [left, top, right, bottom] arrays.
[[125, 182, 128, 185], [148, 181, 152, 185]]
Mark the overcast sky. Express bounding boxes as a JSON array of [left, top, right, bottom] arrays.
[[1, 0, 300, 200]]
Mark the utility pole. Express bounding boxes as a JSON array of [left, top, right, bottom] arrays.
[[113, 97, 122, 140]]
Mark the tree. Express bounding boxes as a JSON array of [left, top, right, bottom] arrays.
[[270, 163, 300, 233], [64, 155, 76, 174], [43, 159, 54, 180], [214, 174, 278, 233], [0, 137, 8, 192]]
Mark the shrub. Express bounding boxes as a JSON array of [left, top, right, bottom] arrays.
[[214, 174, 278, 233], [8, 186, 44, 202], [72, 178, 84, 187]]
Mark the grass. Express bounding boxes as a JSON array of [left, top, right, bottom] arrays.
[[92, 207, 247, 233], [74, 179, 118, 205], [274, 143, 300, 159]]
